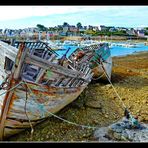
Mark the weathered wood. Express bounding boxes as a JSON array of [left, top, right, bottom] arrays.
[[25, 54, 90, 82], [0, 41, 18, 62], [35, 54, 57, 83], [0, 43, 28, 140], [13, 46, 29, 80], [0, 80, 15, 140]]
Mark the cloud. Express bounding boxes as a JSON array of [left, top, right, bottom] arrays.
[[2, 6, 146, 21], [0, 6, 103, 21], [0, 6, 148, 29]]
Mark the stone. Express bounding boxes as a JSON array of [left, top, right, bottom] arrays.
[[85, 101, 102, 109], [93, 117, 148, 142], [127, 69, 132, 72], [122, 98, 126, 101], [115, 128, 123, 133], [113, 132, 121, 140], [120, 135, 128, 141], [94, 127, 112, 141], [104, 115, 109, 118], [105, 84, 112, 89]]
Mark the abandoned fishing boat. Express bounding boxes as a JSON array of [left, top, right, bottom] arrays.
[[0, 40, 93, 140], [68, 42, 112, 80]]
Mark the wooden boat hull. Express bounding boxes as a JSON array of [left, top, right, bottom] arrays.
[[1, 82, 87, 138], [0, 40, 92, 140], [92, 56, 112, 79], [68, 43, 112, 80]]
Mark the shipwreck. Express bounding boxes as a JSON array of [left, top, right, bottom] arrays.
[[0, 39, 112, 140]]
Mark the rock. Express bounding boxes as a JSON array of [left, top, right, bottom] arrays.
[[121, 131, 129, 140], [113, 132, 121, 140], [82, 132, 92, 138], [115, 128, 123, 133], [94, 117, 148, 142], [94, 127, 112, 141], [121, 97, 126, 101], [104, 115, 109, 118], [136, 110, 140, 114], [85, 101, 102, 109], [105, 84, 112, 89], [127, 69, 132, 72], [120, 135, 128, 141]]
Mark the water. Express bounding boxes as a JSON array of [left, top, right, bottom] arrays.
[[111, 42, 148, 57], [55, 45, 78, 58], [55, 43, 148, 58]]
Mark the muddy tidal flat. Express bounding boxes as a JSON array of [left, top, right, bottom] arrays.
[[7, 51, 148, 142]]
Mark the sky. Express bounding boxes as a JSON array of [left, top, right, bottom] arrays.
[[0, 6, 148, 30]]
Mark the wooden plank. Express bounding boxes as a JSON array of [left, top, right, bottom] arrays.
[[0, 42, 18, 62], [5, 118, 34, 128], [25, 54, 89, 82], [35, 54, 57, 83], [0, 84, 15, 140], [0, 43, 26, 140], [13, 46, 29, 80], [4, 127, 24, 138]]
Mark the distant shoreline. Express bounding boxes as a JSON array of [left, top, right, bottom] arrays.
[[112, 50, 148, 58], [0, 35, 147, 43]]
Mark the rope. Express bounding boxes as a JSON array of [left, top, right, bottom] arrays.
[[24, 82, 34, 140], [0, 75, 9, 90], [46, 111, 97, 130], [24, 82, 100, 130], [101, 63, 127, 110], [92, 72, 105, 80], [0, 81, 24, 97], [99, 60, 137, 123]]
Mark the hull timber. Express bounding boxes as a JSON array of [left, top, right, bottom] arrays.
[[0, 40, 92, 140], [3, 83, 87, 138]]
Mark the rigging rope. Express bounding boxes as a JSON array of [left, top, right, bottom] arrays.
[[24, 81, 34, 140], [99, 60, 141, 128], [24, 82, 100, 130], [100, 60, 127, 110], [0, 81, 24, 97], [92, 72, 105, 81]]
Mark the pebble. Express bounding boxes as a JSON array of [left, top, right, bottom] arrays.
[[113, 132, 121, 140], [105, 84, 112, 89], [104, 115, 109, 118]]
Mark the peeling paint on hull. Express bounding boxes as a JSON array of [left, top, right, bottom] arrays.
[[2, 83, 87, 138]]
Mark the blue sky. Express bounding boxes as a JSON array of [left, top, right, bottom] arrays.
[[0, 6, 148, 30]]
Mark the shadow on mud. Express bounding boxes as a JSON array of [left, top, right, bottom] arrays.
[[91, 73, 126, 85]]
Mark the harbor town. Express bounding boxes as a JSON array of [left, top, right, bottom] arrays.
[[0, 23, 148, 41]]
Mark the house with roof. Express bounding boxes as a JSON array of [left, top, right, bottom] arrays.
[[126, 28, 136, 36], [93, 26, 99, 31], [98, 25, 108, 31], [109, 27, 117, 32], [136, 30, 145, 37]]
